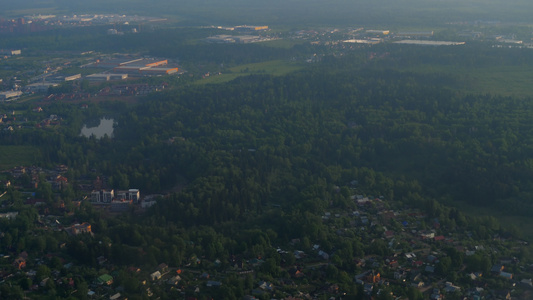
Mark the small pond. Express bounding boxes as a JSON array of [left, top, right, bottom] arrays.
[[80, 118, 115, 138]]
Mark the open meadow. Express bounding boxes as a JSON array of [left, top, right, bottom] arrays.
[[0, 146, 39, 170]]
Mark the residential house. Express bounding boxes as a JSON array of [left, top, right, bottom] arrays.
[[412, 260, 424, 268], [364, 283, 374, 294], [366, 270, 380, 283], [444, 282, 461, 293], [167, 275, 181, 285], [318, 250, 329, 260], [426, 255, 438, 263], [500, 271, 513, 279], [109, 293, 121, 300], [430, 288, 443, 300], [434, 235, 445, 242], [97, 256, 107, 265], [150, 271, 161, 281], [40, 278, 50, 287], [394, 270, 407, 281], [388, 260, 399, 269], [289, 267, 305, 278], [157, 263, 169, 273], [52, 175, 68, 190], [491, 264, 504, 274], [420, 232, 435, 239], [13, 257, 26, 269], [258, 281, 273, 291], [206, 281, 222, 287], [56, 165, 68, 173], [328, 283, 339, 294], [127, 266, 141, 273], [0, 212, 18, 220], [521, 278, 532, 287], [294, 250, 305, 259], [500, 257, 515, 265], [66, 222, 92, 235], [494, 290, 511, 300], [231, 258, 244, 269], [425, 265, 435, 273], [12, 166, 26, 177], [410, 271, 422, 282]]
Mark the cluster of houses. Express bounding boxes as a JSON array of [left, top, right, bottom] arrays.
[[315, 194, 533, 299], [2, 164, 533, 299], [97, 190, 531, 299], [8, 165, 69, 191], [41, 82, 169, 102], [0, 110, 19, 131], [99, 83, 168, 96], [0, 108, 64, 131], [4, 164, 159, 216]]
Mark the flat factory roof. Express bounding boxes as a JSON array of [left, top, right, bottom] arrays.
[[393, 40, 466, 46]]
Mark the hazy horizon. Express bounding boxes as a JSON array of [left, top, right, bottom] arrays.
[[2, 0, 533, 27]]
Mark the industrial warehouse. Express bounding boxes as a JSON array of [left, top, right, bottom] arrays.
[[92, 58, 179, 76]]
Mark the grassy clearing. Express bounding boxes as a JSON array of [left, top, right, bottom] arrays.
[[445, 199, 533, 241], [462, 66, 533, 97], [0, 146, 39, 170], [196, 60, 304, 85], [405, 64, 533, 97]]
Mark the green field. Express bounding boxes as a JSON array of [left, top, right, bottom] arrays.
[[462, 66, 533, 97], [406, 64, 533, 97], [197, 59, 533, 96], [445, 198, 533, 241], [196, 60, 304, 85], [0, 146, 39, 170]]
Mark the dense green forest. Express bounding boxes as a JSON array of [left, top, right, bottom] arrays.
[[4, 41, 533, 223], [3, 24, 533, 298]]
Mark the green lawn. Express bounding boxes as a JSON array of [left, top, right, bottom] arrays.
[[0, 146, 39, 170], [196, 60, 304, 85]]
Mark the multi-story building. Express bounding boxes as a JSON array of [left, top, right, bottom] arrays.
[[91, 189, 139, 203], [91, 189, 114, 203], [116, 189, 140, 203]]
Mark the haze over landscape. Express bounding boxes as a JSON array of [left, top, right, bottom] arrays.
[[5, 0, 533, 25], [1, 0, 533, 299]]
